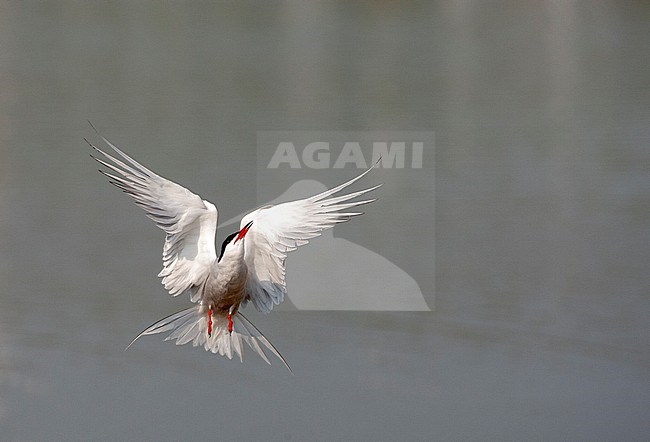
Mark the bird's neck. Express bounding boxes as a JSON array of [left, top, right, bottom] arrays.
[[215, 250, 246, 276]]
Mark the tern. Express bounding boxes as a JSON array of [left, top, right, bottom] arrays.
[[86, 126, 380, 372]]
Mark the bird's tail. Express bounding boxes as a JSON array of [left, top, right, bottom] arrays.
[[126, 306, 292, 373]]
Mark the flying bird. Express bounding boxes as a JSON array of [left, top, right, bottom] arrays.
[[86, 126, 381, 372]]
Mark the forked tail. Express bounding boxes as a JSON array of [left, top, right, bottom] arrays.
[[126, 306, 292, 373]]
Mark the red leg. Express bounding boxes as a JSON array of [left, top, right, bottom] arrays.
[[227, 311, 233, 334], [207, 308, 213, 337]]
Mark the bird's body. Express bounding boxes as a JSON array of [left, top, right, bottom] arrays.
[[205, 264, 248, 315], [206, 231, 249, 316], [87, 125, 380, 372]]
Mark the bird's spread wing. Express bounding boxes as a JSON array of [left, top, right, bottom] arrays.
[[87, 129, 218, 302], [241, 167, 381, 313]]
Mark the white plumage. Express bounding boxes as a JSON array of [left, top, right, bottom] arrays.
[[87, 126, 380, 372]]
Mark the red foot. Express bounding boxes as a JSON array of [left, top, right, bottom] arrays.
[[227, 312, 233, 334], [207, 308, 213, 337]]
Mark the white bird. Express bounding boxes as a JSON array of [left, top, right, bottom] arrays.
[[86, 126, 381, 372]]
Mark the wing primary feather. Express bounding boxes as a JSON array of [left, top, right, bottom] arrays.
[[89, 141, 152, 181], [318, 184, 382, 206], [88, 122, 156, 178], [92, 156, 149, 187], [309, 164, 381, 203]]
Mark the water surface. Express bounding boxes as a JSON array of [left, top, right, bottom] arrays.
[[0, 2, 648, 440]]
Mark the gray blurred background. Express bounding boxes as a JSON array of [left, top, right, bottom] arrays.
[[0, 1, 648, 440]]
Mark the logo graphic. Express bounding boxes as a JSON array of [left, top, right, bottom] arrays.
[[267, 140, 424, 169], [223, 131, 434, 311]]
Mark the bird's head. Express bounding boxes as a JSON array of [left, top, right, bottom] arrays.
[[218, 220, 253, 262]]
